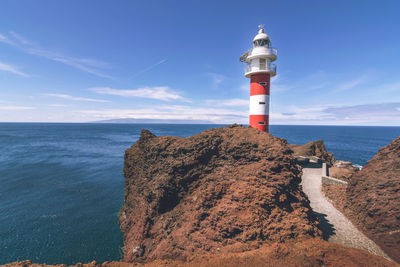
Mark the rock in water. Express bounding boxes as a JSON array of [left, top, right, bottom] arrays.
[[119, 125, 321, 262], [345, 136, 400, 263]]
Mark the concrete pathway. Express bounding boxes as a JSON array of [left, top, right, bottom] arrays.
[[301, 167, 391, 260]]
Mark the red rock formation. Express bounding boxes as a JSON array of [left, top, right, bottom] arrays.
[[3, 126, 396, 267], [329, 164, 360, 182], [119, 125, 321, 262], [344, 136, 400, 263], [290, 140, 335, 166]]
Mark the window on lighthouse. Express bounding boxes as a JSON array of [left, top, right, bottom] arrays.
[[259, 58, 266, 70]]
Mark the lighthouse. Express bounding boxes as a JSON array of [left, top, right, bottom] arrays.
[[240, 25, 277, 132]]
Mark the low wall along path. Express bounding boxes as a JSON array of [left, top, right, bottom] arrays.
[[301, 167, 392, 261]]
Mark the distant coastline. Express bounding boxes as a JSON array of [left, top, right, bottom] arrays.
[[94, 118, 216, 124]]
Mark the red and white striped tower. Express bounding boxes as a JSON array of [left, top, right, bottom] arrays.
[[240, 25, 277, 132]]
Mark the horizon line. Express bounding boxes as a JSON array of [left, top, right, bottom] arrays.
[[0, 121, 399, 127]]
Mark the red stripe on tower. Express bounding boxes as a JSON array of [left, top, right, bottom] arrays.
[[249, 73, 271, 132], [240, 25, 277, 132]]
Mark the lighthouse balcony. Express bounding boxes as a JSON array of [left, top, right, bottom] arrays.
[[246, 47, 277, 61], [245, 63, 276, 77]]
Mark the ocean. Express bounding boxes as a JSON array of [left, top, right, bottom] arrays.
[[1, 123, 399, 265]]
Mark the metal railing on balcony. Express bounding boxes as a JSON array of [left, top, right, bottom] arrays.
[[245, 63, 276, 74], [270, 64, 277, 73]]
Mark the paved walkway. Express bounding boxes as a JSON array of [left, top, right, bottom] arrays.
[[301, 167, 391, 260]]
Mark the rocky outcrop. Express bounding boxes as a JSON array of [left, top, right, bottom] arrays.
[[344, 136, 400, 263], [119, 125, 322, 262], [2, 125, 397, 267], [290, 140, 335, 166], [329, 160, 359, 181]]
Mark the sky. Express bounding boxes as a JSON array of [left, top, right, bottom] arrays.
[[1, 0, 400, 125]]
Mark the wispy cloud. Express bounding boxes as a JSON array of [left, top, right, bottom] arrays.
[[91, 86, 189, 102], [271, 102, 400, 125], [264, 70, 372, 95], [334, 76, 368, 92], [0, 61, 29, 77], [0, 33, 15, 45], [269, 71, 325, 93], [44, 93, 110, 103], [9, 31, 29, 45], [0, 105, 35, 110], [324, 102, 400, 120], [206, 98, 249, 106], [375, 81, 400, 93], [0, 31, 112, 78], [131, 59, 167, 78], [48, 104, 69, 107]]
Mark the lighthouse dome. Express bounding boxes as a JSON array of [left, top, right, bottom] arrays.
[[253, 28, 270, 42]]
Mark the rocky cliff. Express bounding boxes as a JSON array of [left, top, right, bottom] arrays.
[[119, 125, 321, 262], [344, 136, 400, 263], [290, 140, 335, 166], [2, 125, 396, 267]]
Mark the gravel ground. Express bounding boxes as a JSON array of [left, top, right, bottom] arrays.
[[301, 167, 392, 261]]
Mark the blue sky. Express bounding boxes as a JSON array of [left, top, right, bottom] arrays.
[[1, 0, 400, 125]]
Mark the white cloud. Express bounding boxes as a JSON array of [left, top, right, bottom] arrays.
[[206, 98, 249, 106], [0, 32, 112, 79], [0, 61, 29, 77], [78, 105, 247, 124], [0, 105, 35, 110], [91, 86, 188, 102], [44, 93, 110, 103]]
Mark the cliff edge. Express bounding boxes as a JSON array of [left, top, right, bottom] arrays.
[[119, 125, 321, 262]]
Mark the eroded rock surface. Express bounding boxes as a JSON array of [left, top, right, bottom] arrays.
[[290, 140, 335, 166], [119, 125, 321, 262], [343, 136, 400, 263], [329, 160, 359, 181]]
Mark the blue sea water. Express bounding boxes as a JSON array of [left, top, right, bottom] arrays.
[[0, 123, 399, 265]]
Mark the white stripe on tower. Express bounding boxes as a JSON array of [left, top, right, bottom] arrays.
[[249, 95, 270, 115]]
